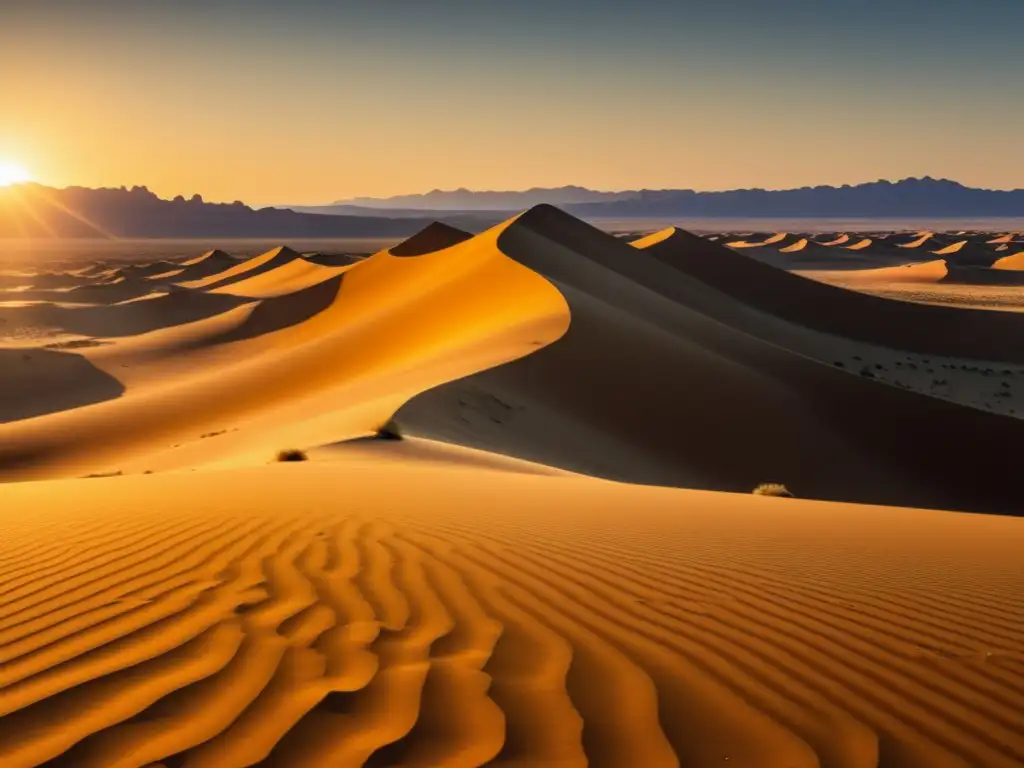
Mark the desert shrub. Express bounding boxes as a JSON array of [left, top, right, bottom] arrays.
[[753, 483, 794, 498], [276, 449, 308, 462], [376, 419, 403, 441], [859, 367, 875, 379]]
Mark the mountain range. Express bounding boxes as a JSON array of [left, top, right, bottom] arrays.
[[314, 178, 1024, 219], [4, 178, 1023, 241], [0, 184, 486, 239]]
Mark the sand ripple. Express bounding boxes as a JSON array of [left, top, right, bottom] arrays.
[[0, 468, 1021, 767]]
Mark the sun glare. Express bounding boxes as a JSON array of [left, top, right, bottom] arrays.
[[0, 161, 32, 187]]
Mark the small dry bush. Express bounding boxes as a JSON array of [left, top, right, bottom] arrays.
[[276, 449, 308, 462], [753, 483, 793, 498]]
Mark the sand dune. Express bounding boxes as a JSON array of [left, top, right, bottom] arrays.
[[896, 232, 934, 249], [778, 237, 809, 253], [725, 231, 791, 248], [397, 211, 1024, 514], [813, 258, 1024, 289], [11, 278, 158, 306], [817, 259, 950, 284], [388, 221, 472, 256], [0, 220, 569, 480], [992, 251, 1024, 270], [932, 240, 968, 256], [2, 210, 1024, 766], [0, 290, 249, 342], [210, 259, 351, 299], [177, 247, 304, 290]]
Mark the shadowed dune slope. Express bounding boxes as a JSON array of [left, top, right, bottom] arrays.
[[0, 348, 126, 422], [400, 207, 1024, 514], [119, 260, 183, 279], [302, 251, 363, 267], [631, 226, 1024, 362], [172, 249, 239, 280], [0, 465, 1021, 767], [11, 278, 158, 306], [389, 222, 473, 256], [0, 290, 248, 340]]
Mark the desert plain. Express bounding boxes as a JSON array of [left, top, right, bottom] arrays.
[[1, 209, 1023, 767]]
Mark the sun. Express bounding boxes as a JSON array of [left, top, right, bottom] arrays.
[[0, 161, 32, 187]]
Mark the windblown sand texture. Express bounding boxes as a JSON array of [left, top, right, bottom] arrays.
[[1, 208, 1023, 767]]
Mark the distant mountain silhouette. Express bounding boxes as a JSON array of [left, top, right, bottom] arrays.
[[0, 184, 485, 239], [326, 178, 1024, 218], [333, 185, 626, 211]]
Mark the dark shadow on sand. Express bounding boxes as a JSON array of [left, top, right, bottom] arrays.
[[0, 348, 125, 423]]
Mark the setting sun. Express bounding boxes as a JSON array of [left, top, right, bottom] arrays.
[[0, 161, 32, 187]]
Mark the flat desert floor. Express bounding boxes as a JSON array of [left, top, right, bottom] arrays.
[[1, 212, 1023, 767]]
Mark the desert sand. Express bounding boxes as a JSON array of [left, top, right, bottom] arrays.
[[1, 209, 1023, 766]]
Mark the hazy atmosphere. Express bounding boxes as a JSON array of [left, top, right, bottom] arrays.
[[3, 0, 1024, 206]]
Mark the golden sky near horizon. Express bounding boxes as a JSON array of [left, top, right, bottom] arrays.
[[2, 2, 1023, 206]]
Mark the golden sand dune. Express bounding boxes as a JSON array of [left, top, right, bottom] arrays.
[[144, 268, 186, 281], [0, 221, 569, 480], [817, 258, 1024, 288], [821, 259, 950, 284], [172, 250, 240, 280], [0, 465, 1021, 768], [896, 232, 935, 249], [932, 240, 968, 256], [3, 211, 1024, 766], [177, 247, 304, 290], [816, 233, 850, 246], [725, 232, 791, 248], [210, 259, 351, 299], [992, 251, 1024, 271], [845, 238, 874, 250], [778, 237, 809, 253]]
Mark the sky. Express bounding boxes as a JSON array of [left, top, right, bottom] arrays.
[[2, 0, 1023, 207]]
